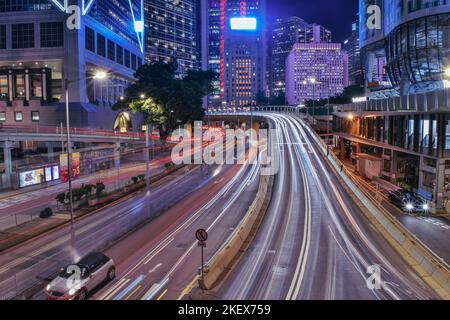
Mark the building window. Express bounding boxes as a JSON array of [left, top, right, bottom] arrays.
[[131, 53, 137, 70], [97, 34, 106, 57], [40, 22, 63, 47], [15, 111, 23, 122], [14, 74, 25, 99], [12, 23, 34, 49], [107, 40, 115, 61], [116, 45, 123, 65], [0, 25, 6, 49], [124, 50, 131, 68], [0, 75, 7, 99], [85, 27, 95, 52], [31, 111, 40, 122], [30, 74, 42, 98], [0, 112, 5, 122]]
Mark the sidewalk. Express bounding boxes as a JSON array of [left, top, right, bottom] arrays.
[[339, 157, 450, 263], [0, 154, 173, 226]]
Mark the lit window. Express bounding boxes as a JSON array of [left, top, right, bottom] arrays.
[[0, 112, 5, 122], [31, 111, 40, 122], [15, 111, 23, 122]]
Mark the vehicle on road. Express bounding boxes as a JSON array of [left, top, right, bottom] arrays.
[[388, 190, 430, 214], [46, 252, 115, 300]]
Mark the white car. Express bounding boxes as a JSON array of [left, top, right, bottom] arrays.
[[46, 252, 116, 300]]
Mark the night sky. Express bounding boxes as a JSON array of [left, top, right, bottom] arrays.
[[267, 0, 359, 43]]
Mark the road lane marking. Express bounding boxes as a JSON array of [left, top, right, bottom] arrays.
[[148, 263, 163, 273], [113, 275, 144, 300], [102, 278, 130, 300], [157, 289, 168, 300], [125, 285, 141, 300]]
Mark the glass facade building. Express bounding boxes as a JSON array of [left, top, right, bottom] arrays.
[[144, 0, 199, 77], [332, 1, 450, 211]]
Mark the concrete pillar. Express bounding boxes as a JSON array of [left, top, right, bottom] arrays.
[[435, 159, 446, 210], [24, 69, 30, 105], [7, 70, 13, 106], [2, 141, 13, 187], [41, 69, 48, 102]]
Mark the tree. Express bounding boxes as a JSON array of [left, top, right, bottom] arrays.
[[255, 91, 269, 105], [269, 92, 286, 106], [305, 84, 365, 107], [113, 61, 216, 139]]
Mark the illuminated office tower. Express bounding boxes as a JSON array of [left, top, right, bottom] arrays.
[[144, 0, 199, 77], [0, 0, 145, 130], [286, 43, 349, 105]]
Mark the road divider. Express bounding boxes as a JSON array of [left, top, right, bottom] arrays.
[[200, 173, 275, 290]]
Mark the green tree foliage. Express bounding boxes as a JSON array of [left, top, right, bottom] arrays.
[[305, 84, 365, 107], [113, 61, 216, 139]]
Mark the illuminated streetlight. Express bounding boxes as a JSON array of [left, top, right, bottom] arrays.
[[445, 67, 450, 78], [93, 71, 108, 80], [140, 93, 146, 99], [347, 114, 355, 121]]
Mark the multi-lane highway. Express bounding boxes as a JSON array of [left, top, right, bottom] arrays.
[[0, 163, 238, 299], [220, 113, 440, 300]]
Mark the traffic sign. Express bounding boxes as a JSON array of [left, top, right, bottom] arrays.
[[196, 229, 208, 242]]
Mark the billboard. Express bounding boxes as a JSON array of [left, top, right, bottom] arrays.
[[60, 153, 81, 183], [230, 17, 257, 31], [19, 165, 60, 188]]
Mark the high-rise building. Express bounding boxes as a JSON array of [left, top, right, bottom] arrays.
[[298, 23, 332, 44], [270, 18, 332, 97], [204, 0, 267, 108], [144, 0, 199, 77], [332, 1, 449, 211], [270, 17, 309, 97], [0, 0, 145, 130], [343, 17, 363, 86], [286, 43, 348, 106]]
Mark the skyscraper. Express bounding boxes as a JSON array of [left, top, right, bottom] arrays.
[[270, 17, 309, 97], [270, 17, 332, 97], [343, 17, 363, 86], [144, 0, 199, 77], [204, 0, 266, 108], [286, 43, 349, 105], [0, 0, 144, 129]]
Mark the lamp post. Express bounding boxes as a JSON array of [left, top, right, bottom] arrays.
[[310, 78, 317, 117], [65, 71, 107, 248]]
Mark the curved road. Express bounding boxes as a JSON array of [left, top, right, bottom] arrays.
[[220, 113, 439, 300]]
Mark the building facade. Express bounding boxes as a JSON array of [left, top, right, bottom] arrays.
[[270, 17, 309, 97], [286, 43, 349, 106], [144, 0, 199, 77], [204, 0, 267, 108], [333, 0, 450, 211], [343, 17, 364, 86], [0, 0, 145, 130]]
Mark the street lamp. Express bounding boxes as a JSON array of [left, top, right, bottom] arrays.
[[445, 67, 450, 78], [64, 70, 108, 248]]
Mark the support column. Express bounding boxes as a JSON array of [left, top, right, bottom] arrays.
[[2, 141, 13, 188], [7, 70, 13, 106], [24, 69, 30, 106], [435, 159, 446, 211]]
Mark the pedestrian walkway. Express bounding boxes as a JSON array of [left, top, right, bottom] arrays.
[[0, 154, 173, 219]]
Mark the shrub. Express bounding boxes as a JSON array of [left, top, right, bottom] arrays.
[[131, 176, 139, 184], [96, 182, 106, 197], [83, 184, 95, 197], [138, 174, 145, 181], [40, 207, 53, 219], [56, 193, 66, 205]]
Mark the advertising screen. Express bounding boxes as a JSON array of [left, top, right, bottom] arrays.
[[230, 17, 257, 31], [19, 168, 44, 188]]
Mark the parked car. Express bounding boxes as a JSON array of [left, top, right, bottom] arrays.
[[46, 252, 116, 300], [388, 190, 430, 213]]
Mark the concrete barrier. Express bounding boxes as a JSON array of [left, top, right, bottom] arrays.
[[301, 119, 450, 299], [201, 174, 274, 290]]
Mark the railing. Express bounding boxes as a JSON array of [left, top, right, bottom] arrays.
[[0, 124, 162, 140]]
